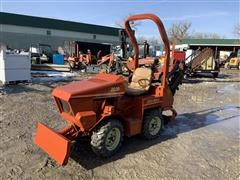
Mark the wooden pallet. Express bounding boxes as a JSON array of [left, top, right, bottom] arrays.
[[31, 63, 71, 72], [1, 79, 31, 85]]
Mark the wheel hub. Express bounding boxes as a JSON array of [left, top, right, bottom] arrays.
[[148, 117, 161, 136], [105, 128, 121, 151]]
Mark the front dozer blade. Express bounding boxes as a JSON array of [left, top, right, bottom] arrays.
[[34, 122, 71, 165]]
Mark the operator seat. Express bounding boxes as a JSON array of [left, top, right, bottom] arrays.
[[126, 67, 152, 96]]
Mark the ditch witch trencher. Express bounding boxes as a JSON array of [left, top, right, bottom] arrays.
[[34, 14, 184, 165]]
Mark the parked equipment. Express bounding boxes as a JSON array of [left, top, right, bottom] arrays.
[[64, 41, 112, 71], [225, 49, 240, 69], [30, 43, 53, 64], [30, 44, 72, 72], [185, 47, 220, 77], [34, 14, 185, 165]]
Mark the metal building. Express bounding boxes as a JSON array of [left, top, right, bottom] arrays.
[[0, 12, 120, 50], [178, 39, 240, 51]]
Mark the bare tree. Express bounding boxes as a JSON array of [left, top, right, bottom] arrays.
[[136, 36, 161, 46], [167, 21, 192, 43], [115, 14, 141, 30], [192, 32, 222, 39], [137, 36, 147, 44], [147, 36, 161, 46], [233, 23, 240, 37]]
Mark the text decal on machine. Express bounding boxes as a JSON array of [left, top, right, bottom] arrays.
[[110, 87, 120, 92]]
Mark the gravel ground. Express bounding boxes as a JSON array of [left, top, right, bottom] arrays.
[[0, 69, 239, 180]]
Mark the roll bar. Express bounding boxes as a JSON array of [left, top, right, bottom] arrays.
[[124, 13, 170, 88]]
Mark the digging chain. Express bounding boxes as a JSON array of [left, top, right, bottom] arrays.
[[189, 48, 213, 71], [167, 62, 185, 96]]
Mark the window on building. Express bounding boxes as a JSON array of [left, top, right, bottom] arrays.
[[46, 30, 51, 35]]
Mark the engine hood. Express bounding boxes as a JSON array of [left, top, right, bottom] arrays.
[[52, 73, 127, 101]]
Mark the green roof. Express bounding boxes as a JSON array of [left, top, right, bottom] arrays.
[[0, 12, 120, 36], [178, 39, 240, 46]]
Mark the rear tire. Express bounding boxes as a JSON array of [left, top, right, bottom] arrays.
[[100, 64, 109, 73], [91, 119, 123, 157], [142, 109, 163, 139]]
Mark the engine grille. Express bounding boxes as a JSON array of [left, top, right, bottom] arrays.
[[59, 99, 72, 115]]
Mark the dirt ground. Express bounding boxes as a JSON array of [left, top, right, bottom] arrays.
[[0, 69, 239, 180]]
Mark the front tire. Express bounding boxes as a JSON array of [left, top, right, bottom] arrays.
[[91, 119, 123, 157], [142, 109, 163, 139], [225, 63, 230, 69]]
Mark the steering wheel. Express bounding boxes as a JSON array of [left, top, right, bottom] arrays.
[[138, 79, 150, 88]]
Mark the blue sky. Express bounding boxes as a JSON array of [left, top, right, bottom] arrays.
[[1, 0, 239, 38]]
